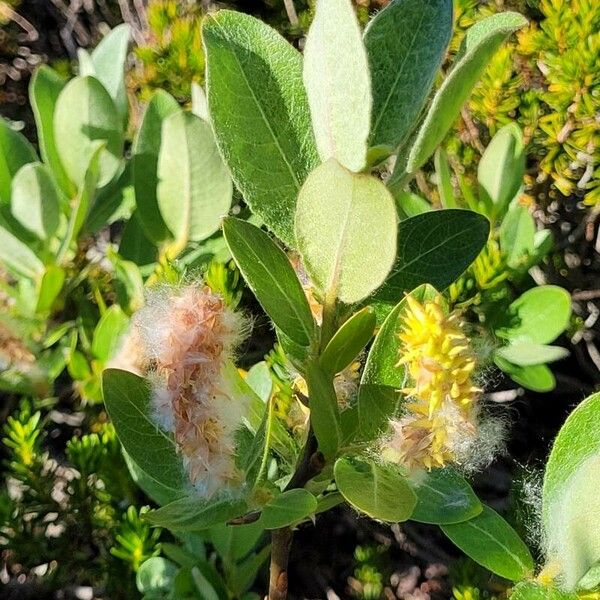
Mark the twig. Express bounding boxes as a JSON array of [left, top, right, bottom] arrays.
[[269, 527, 293, 600], [460, 108, 485, 154], [572, 290, 600, 301], [284, 430, 323, 492], [283, 0, 299, 27]]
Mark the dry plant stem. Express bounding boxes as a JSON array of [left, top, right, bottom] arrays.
[[269, 526, 293, 600]]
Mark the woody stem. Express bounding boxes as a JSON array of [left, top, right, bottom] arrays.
[[268, 526, 293, 600]]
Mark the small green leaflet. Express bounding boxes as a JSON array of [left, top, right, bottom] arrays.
[[223, 218, 315, 347], [102, 369, 187, 493], [334, 456, 416, 522], [258, 489, 318, 529], [441, 505, 534, 582]]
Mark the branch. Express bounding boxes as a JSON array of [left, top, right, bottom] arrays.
[[269, 527, 293, 600]]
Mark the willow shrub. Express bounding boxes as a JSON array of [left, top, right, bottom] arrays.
[[0, 0, 594, 598], [100, 1, 596, 599]]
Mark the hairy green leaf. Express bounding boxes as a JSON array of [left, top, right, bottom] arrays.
[[223, 218, 315, 346], [11, 162, 60, 241], [500, 203, 536, 268], [0, 217, 44, 279], [405, 12, 527, 174], [132, 90, 180, 244], [441, 505, 534, 581], [295, 159, 397, 304], [478, 123, 525, 219], [0, 118, 37, 205], [92, 305, 129, 362], [29, 66, 72, 196], [54, 76, 124, 189], [157, 111, 232, 246], [543, 392, 600, 590], [89, 24, 130, 121], [365, 0, 452, 155], [203, 10, 318, 246], [334, 456, 416, 522], [304, 0, 371, 171]]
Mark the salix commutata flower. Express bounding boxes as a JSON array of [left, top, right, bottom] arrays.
[[382, 294, 485, 472], [112, 284, 251, 498]]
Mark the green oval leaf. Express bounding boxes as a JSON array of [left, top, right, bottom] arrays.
[[132, 90, 180, 244], [496, 286, 572, 345], [223, 218, 315, 347], [56, 143, 104, 261], [136, 557, 178, 595], [295, 159, 397, 304], [29, 66, 72, 196], [405, 12, 528, 174], [202, 10, 318, 246], [306, 361, 341, 461], [500, 203, 536, 268], [372, 210, 490, 319], [365, 0, 453, 155], [0, 118, 37, 205], [11, 163, 60, 241], [411, 468, 482, 525], [334, 456, 417, 522], [145, 496, 248, 532], [304, 0, 371, 172], [495, 343, 569, 367], [102, 368, 187, 493], [54, 76, 124, 189], [92, 305, 130, 362], [478, 123, 525, 218], [543, 392, 600, 590], [0, 217, 44, 279], [89, 24, 130, 122], [258, 489, 318, 529], [36, 265, 65, 314], [157, 111, 232, 246], [494, 357, 556, 392], [320, 306, 376, 376], [441, 505, 534, 582]]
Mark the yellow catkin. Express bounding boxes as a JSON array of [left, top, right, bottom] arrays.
[[384, 294, 481, 471]]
